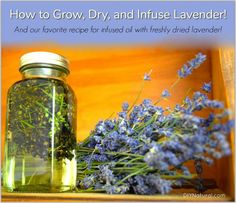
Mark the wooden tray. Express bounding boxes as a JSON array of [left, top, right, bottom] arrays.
[[1, 189, 232, 202]]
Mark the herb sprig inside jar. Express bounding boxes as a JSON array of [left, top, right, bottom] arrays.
[[3, 52, 77, 192]]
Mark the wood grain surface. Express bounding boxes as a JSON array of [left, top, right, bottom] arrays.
[[1, 189, 232, 202], [211, 48, 235, 198]]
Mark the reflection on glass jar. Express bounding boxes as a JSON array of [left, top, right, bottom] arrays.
[[3, 52, 77, 192]]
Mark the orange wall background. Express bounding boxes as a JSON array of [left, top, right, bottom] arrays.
[[2, 44, 212, 140], [2, 44, 213, 175]]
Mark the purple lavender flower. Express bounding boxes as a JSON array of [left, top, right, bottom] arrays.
[[142, 99, 152, 107], [144, 144, 169, 170], [94, 182, 103, 189], [95, 121, 107, 134], [144, 74, 151, 81], [180, 166, 191, 176], [161, 89, 170, 98], [130, 175, 173, 195], [122, 102, 129, 111], [174, 104, 182, 112], [178, 64, 192, 78], [118, 120, 128, 134], [80, 175, 97, 189], [147, 174, 173, 194], [105, 120, 116, 130], [94, 136, 102, 143], [164, 151, 180, 165], [157, 128, 173, 137], [194, 53, 207, 65], [131, 176, 156, 195], [216, 110, 231, 119], [156, 106, 164, 115], [126, 137, 138, 147], [99, 165, 115, 184], [164, 139, 184, 152], [105, 184, 129, 194], [87, 137, 97, 148], [213, 132, 231, 155], [178, 53, 206, 78], [92, 154, 109, 162], [202, 82, 212, 93], [193, 91, 207, 101], [195, 155, 213, 165], [181, 114, 201, 124], [203, 99, 224, 109], [129, 105, 142, 125], [118, 112, 127, 119], [184, 97, 192, 106], [102, 131, 121, 151], [204, 113, 215, 127], [222, 120, 234, 134], [144, 126, 153, 137], [95, 144, 106, 154], [143, 70, 152, 81]]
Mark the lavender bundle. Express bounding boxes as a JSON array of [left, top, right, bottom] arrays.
[[76, 53, 233, 195]]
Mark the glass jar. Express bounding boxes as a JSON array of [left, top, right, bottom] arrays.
[[3, 52, 77, 192]]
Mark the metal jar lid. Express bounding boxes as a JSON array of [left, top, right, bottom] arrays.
[[19, 51, 70, 75]]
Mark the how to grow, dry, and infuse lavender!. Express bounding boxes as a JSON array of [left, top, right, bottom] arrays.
[[76, 53, 234, 195], [3, 52, 77, 192]]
